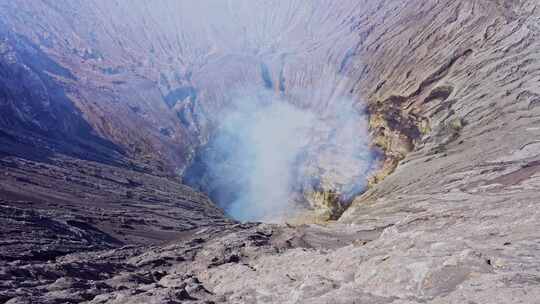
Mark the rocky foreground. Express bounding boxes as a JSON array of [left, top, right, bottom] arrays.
[[1, 0, 540, 303]]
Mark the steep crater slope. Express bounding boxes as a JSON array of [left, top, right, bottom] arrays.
[[0, 0, 391, 221], [0, 25, 230, 251]]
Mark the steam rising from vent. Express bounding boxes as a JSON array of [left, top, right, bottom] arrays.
[[223, 91, 318, 221], [185, 88, 376, 222]]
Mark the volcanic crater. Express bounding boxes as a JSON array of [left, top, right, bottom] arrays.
[[1, 1, 540, 303]]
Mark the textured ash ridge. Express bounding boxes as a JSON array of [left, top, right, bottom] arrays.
[[1, 0, 540, 303]]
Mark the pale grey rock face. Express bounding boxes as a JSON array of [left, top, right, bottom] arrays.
[[1, 0, 540, 303], [0, 0, 368, 169]]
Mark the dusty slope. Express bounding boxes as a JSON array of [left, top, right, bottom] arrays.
[[200, 1, 540, 302], [1, 0, 540, 304]]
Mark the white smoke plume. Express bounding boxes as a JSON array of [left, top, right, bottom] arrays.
[[192, 87, 376, 222]]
